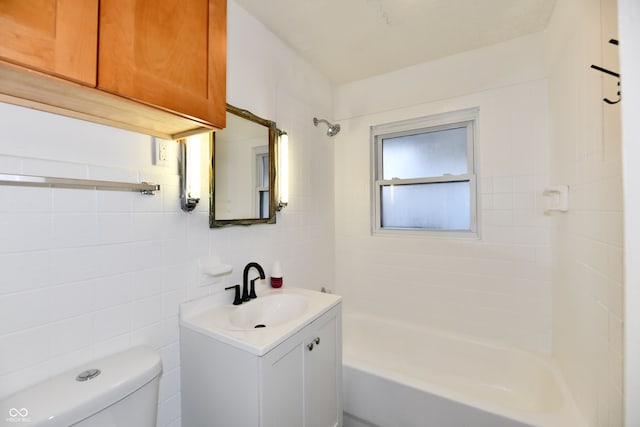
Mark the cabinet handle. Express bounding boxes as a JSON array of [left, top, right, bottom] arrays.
[[307, 337, 320, 351]]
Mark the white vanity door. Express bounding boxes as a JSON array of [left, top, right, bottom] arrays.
[[261, 336, 304, 427], [261, 303, 342, 427], [304, 307, 342, 427]]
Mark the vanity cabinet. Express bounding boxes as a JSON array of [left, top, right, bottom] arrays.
[[0, 0, 226, 139], [262, 304, 342, 427], [181, 303, 343, 427]]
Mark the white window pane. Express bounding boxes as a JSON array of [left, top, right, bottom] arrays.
[[259, 191, 269, 218], [381, 181, 470, 230], [261, 155, 269, 187], [382, 126, 468, 179]]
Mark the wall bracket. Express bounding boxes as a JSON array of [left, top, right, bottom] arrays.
[[590, 39, 621, 104]]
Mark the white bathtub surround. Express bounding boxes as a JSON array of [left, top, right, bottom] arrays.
[[342, 313, 584, 427], [334, 32, 552, 353], [333, 1, 626, 425]]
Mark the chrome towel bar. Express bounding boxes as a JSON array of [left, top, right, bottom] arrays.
[[0, 173, 159, 194]]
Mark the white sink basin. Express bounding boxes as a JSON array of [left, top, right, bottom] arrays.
[[229, 293, 309, 329], [180, 286, 341, 355]]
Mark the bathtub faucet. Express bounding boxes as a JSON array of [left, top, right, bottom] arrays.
[[242, 262, 265, 302]]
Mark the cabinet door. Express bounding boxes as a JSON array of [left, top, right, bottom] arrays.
[[98, 0, 226, 129], [262, 335, 304, 427], [305, 309, 342, 427], [0, 0, 98, 85]]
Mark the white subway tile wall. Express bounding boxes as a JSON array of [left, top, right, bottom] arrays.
[[333, 5, 624, 424], [334, 34, 553, 353], [0, 130, 201, 427], [547, 0, 624, 424]]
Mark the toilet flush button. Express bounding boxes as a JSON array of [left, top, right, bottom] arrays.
[[76, 368, 101, 382]]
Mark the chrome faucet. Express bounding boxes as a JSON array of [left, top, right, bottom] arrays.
[[242, 262, 265, 302]]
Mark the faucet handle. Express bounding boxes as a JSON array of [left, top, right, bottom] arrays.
[[225, 285, 242, 305]]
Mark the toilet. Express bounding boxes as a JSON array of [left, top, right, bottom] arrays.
[[0, 346, 162, 426]]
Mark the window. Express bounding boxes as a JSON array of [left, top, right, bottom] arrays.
[[372, 108, 478, 235], [254, 146, 269, 218]]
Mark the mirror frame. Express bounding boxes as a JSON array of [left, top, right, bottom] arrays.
[[209, 103, 279, 228]]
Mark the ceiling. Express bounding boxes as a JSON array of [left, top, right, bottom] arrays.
[[234, 0, 557, 85]]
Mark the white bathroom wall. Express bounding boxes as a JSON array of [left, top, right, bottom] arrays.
[[206, 2, 335, 292], [0, 105, 191, 426], [333, 33, 553, 353], [0, 2, 334, 427], [619, 0, 640, 425], [546, 0, 624, 425]]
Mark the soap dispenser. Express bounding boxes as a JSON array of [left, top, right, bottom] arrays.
[[271, 261, 283, 288]]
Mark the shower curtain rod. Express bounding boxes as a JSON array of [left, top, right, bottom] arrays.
[[0, 173, 160, 194]]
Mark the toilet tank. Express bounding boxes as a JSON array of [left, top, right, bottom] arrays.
[[0, 346, 162, 427]]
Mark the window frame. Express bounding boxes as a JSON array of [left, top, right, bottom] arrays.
[[371, 108, 479, 237]]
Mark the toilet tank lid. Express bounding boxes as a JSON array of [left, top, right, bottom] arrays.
[[0, 346, 162, 426]]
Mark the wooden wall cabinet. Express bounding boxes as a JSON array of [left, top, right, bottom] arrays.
[[0, 0, 226, 139], [0, 0, 98, 86]]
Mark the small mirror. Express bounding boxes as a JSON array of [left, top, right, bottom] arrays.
[[210, 104, 278, 228]]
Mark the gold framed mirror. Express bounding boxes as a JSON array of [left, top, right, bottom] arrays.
[[210, 104, 279, 228]]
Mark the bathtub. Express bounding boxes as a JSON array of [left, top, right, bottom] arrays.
[[342, 313, 584, 427]]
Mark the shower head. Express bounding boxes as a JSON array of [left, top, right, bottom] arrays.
[[313, 117, 341, 137]]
